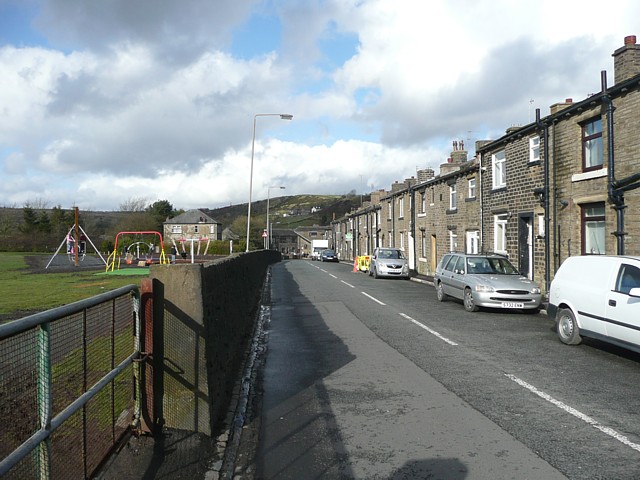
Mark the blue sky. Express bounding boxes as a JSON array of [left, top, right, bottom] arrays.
[[0, 0, 639, 211]]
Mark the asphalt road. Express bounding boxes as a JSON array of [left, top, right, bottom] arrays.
[[235, 259, 640, 479]]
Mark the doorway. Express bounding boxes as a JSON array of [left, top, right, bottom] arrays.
[[518, 213, 534, 279]]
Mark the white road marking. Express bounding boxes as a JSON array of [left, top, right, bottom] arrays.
[[362, 292, 386, 305], [340, 280, 355, 288], [398, 313, 458, 346], [506, 374, 640, 453], [328, 273, 337, 278]]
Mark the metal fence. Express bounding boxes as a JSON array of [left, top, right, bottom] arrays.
[[0, 285, 142, 479]]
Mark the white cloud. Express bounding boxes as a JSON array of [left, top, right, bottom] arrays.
[[2, 0, 640, 212]]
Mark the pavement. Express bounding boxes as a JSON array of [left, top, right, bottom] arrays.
[[96, 261, 554, 479]]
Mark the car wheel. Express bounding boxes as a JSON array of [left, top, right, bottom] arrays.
[[436, 282, 447, 302], [556, 308, 582, 345], [463, 288, 478, 312], [373, 267, 379, 279]]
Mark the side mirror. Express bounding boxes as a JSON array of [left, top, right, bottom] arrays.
[[629, 287, 640, 298]]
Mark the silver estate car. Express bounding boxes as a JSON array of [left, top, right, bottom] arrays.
[[434, 253, 542, 312], [368, 247, 410, 279]]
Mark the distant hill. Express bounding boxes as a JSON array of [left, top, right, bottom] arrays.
[[202, 194, 364, 230]]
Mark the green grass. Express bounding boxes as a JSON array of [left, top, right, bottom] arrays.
[[0, 252, 145, 316]]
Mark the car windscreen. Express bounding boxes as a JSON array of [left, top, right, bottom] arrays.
[[467, 257, 519, 274]]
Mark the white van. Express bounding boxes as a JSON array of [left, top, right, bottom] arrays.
[[548, 255, 640, 353]]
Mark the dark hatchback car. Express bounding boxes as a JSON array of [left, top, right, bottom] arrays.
[[320, 249, 339, 262]]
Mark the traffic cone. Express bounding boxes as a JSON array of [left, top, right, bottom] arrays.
[[352, 257, 358, 272]]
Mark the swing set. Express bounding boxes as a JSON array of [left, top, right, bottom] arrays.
[[106, 231, 169, 271]]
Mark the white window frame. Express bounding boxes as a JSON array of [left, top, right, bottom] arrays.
[[449, 184, 457, 210], [210, 225, 216, 234], [387, 202, 392, 220], [449, 230, 457, 252], [466, 230, 479, 254], [468, 178, 476, 198], [529, 136, 540, 163], [171, 225, 182, 234], [494, 214, 508, 255], [492, 150, 506, 189], [398, 197, 404, 218], [421, 193, 426, 214]]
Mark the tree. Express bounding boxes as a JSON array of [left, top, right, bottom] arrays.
[[146, 200, 175, 231], [119, 196, 149, 212], [20, 206, 38, 233]]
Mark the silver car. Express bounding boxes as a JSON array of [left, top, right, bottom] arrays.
[[434, 253, 542, 312], [369, 248, 410, 279]]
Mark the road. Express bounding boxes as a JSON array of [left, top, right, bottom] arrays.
[[233, 259, 640, 479]]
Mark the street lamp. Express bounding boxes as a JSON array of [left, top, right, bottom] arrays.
[[266, 185, 286, 249], [246, 113, 293, 252]]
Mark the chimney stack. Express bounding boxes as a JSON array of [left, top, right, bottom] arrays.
[[613, 35, 640, 84]]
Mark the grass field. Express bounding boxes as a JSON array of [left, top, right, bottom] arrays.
[[0, 252, 146, 318]]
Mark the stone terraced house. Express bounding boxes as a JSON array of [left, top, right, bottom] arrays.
[[331, 35, 640, 294]]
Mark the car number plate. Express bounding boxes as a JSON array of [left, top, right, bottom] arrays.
[[501, 302, 524, 309]]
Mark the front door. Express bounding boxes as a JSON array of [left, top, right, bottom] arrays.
[[518, 214, 533, 279]]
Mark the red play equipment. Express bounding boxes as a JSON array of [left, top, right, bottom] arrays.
[[106, 231, 168, 271]]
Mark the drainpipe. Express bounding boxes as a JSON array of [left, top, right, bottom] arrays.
[[479, 152, 484, 252], [601, 70, 625, 254], [536, 108, 551, 293], [552, 120, 559, 269], [410, 188, 416, 272]]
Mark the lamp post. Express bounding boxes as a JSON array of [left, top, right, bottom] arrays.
[[266, 185, 285, 249], [246, 113, 293, 252]]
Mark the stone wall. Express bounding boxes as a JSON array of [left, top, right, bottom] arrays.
[[149, 250, 280, 436]]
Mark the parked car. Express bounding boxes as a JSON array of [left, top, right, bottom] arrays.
[[548, 255, 640, 352], [320, 249, 339, 262], [434, 253, 542, 312], [368, 248, 410, 279]]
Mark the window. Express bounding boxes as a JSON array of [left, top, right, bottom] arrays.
[[582, 118, 603, 171], [398, 197, 404, 218], [529, 136, 540, 163], [494, 214, 508, 254], [616, 264, 640, 295], [171, 225, 182, 234], [421, 193, 426, 214], [492, 150, 506, 189], [449, 230, 457, 251], [468, 178, 476, 198], [421, 231, 427, 257], [538, 214, 545, 238], [466, 230, 479, 254], [209, 225, 216, 234], [449, 183, 457, 210], [387, 202, 392, 220], [194, 225, 199, 234], [400, 232, 405, 250], [582, 202, 605, 254]]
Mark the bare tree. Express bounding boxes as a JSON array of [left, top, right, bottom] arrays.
[[24, 198, 51, 209], [119, 196, 149, 212]]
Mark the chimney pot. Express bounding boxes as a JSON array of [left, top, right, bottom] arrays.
[[624, 35, 637, 45], [565, 98, 573, 103]]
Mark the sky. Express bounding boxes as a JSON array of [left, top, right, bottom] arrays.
[[1, 0, 638, 212]]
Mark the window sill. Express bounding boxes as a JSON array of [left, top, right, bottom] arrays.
[[572, 168, 607, 183], [528, 160, 541, 167], [491, 186, 507, 193], [465, 197, 476, 202], [446, 209, 458, 214]]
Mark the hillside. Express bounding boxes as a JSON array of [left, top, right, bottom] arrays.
[[202, 193, 364, 230]]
